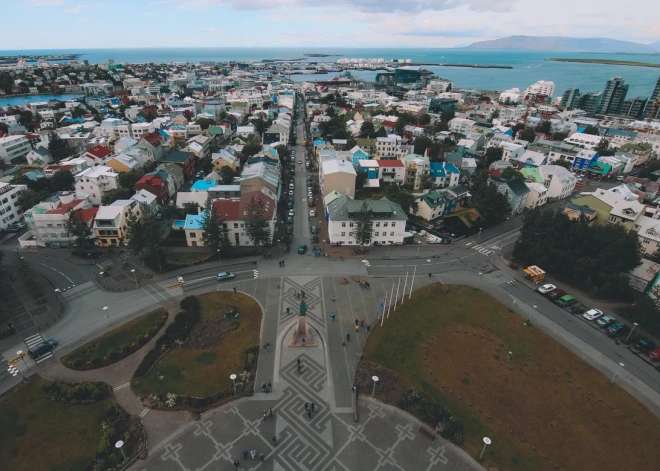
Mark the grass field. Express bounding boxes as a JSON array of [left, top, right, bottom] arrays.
[[132, 291, 261, 397], [362, 284, 660, 471], [0, 378, 114, 471], [63, 308, 167, 368]]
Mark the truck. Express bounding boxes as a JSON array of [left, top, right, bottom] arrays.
[[523, 265, 546, 283]]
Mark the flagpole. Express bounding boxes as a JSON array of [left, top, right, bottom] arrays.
[[380, 292, 387, 327], [387, 283, 395, 318], [401, 272, 408, 306], [409, 265, 417, 299], [394, 278, 401, 311]]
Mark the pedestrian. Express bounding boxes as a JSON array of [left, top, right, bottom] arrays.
[[311, 403, 316, 412], [355, 319, 359, 326], [234, 459, 241, 470], [263, 343, 268, 353], [360, 319, 364, 327], [263, 409, 267, 421], [307, 410, 312, 420], [269, 408, 273, 418], [250, 450, 256, 460], [260, 453, 264, 462], [286, 307, 290, 314], [243, 449, 249, 460], [304, 402, 309, 411], [272, 435, 277, 446], [346, 333, 350, 342], [297, 358, 301, 367], [233, 287, 237, 293], [267, 382, 272, 392], [330, 312, 335, 321], [355, 325, 358, 332], [261, 382, 266, 392], [277, 282, 280, 288], [297, 365, 302, 374]]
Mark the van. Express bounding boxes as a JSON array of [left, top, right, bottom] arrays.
[[28, 339, 57, 359], [556, 295, 576, 307]]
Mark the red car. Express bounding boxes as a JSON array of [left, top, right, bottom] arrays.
[[547, 289, 566, 300], [648, 348, 660, 361]]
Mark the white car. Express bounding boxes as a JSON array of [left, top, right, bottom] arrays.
[[537, 284, 556, 294], [583, 309, 603, 321], [310, 209, 316, 217], [288, 209, 295, 217], [297, 160, 302, 164]]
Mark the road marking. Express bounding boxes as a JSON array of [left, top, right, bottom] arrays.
[[36, 353, 53, 363], [113, 382, 130, 392], [37, 262, 75, 285], [139, 408, 149, 418], [460, 255, 470, 259], [391, 264, 402, 267], [25, 333, 45, 348], [449, 259, 459, 262], [465, 242, 473, 246]]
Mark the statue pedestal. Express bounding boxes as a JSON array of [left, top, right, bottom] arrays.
[[289, 316, 317, 347]]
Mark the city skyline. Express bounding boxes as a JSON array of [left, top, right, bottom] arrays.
[[1, 0, 657, 49]]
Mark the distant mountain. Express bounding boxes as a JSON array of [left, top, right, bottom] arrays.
[[466, 36, 658, 54]]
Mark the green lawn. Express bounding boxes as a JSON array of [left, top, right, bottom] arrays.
[[63, 308, 167, 368], [165, 252, 212, 265], [132, 292, 261, 398], [0, 378, 115, 471], [363, 284, 660, 471]]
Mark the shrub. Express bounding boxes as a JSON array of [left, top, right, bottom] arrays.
[[90, 355, 102, 366], [121, 344, 131, 355], [42, 380, 109, 404], [180, 295, 200, 313], [147, 327, 156, 336], [71, 358, 83, 369], [137, 335, 148, 345], [246, 352, 255, 366], [107, 349, 119, 361], [155, 320, 164, 328]]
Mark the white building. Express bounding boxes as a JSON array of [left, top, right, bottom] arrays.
[[326, 195, 408, 246], [0, 135, 32, 164], [448, 117, 475, 134], [565, 132, 603, 150], [524, 182, 549, 209], [499, 88, 522, 104], [74, 166, 119, 205], [0, 182, 27, 229], [500, 142, 526, 162], [539, 164, 578, 200], [523, 80, 555, 99], [375, 136, 398, 158]]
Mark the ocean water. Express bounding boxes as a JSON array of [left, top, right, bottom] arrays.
[[0, 47, 659, 101]]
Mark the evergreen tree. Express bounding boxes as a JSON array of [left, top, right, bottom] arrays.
[[48, 131, 71, 162], [201, 196, 230, 256], [244, 196, 272, 252], [354, 202, 374, 246], [64, 208, 95, 249]]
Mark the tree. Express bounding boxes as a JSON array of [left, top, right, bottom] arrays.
[[101, 187, 132, 205], [419, 113, 431, 125], [18, 110, 33, 127], [244, 196, 271, 252], [583, 125, 599, 135], [595, 138, 615, 157], [500, 167, 523, 180], [219, 165, 235, 184], [195, 117, 216, 130], [483, 147, 504, 168], [354, 202, 374, 246], [253, 117, 270, 136], [359, 122, 375, 138], [274, 145, 290, 162], [472, 183, 510, 226], [50, 170, 74, 191], [552, 132, 568, 141], [374, 126, 388, 138], [0, 122, 8, 134], [200, 196, 230, 255], [118, 170, 143, 191], [48, 132, 71, 162], [125, 204, 166, 271], [413, 135, 433, 155], [536, 120, 552, 135], [554, 159, 572, 170], [64, 208, 95, 249], [441, 110, 455, 123], [385, 184, 418, 216], [71, 107, 86, 119], [182, 202, 200, 216], [18, 188, 49, 212], [356, 171, 368, 190], [519, 127, 537, 142]]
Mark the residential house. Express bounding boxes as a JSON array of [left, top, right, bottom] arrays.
[[135, 173, 170, 205], [565, 132, 603, 150], [263, 122, 289, 146], [23, 191, 96, 247], [74, 166, 119, 205], [240, 161, 280, 195], [500, 142, 526, 162], [572, 149, 599, 172], [44, 158, 90, 177], [488, 176, 530, 214], [183, 134, 212, 159], [430, 162, 460, 188], [0, 182, 27, 229], [375, 136, 399, 159], [356, 138, 376, 156], [414, 191, 447, 222], [619, 142, 653, 167], [93, 198, 141, 247], [25, 145, 52, 166], [515, 150, 547, 168], [236, 125, 255, 139], [377, 159, 405, 185], [349, 145, 370, 166], [105, 151, 143, 173], [155, 163, 185, 196], [402, 153, 430, 190], [441, 207, 484, 237], [136, 130, 167, 161], [441, 185, 471, 207], [326, 196, 408, 246], [162, 150, 196, 179], [564, 202, 598, 224], [570, 186, 644, 230], [212, 148, 240, 172], [114, 137, 137, 154], [461, 158, 477, 174], [524, 182, 548, 209], [130, 189, 158, 213], [82, 145, 112, 166], [320, 159, 357, 199]]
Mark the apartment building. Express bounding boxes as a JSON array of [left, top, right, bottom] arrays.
[[320, 159, 357, 199], [0, 182, 26, 229], [93, 198, 141, 247], [402, 153, 430, 190], [74, 166, 119, 205], [0, 135, 32, 164]]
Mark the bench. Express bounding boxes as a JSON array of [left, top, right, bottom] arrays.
[[419, 426, 436, 441]]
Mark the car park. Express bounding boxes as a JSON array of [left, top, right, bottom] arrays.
[[537, 284, 556, 294], [547, 289, 566, 300], [28, 339, 57, 359], [311, 225, 318, 234], [606, 323, 630, 337], [596, 315, 616, 328], [298, 244, 307, 254], [556, 295, 576, 307], [582, 309, 603, 321], [648, 348, 660, 361], [216, 271, 235, 281], [635, 339, 656, 353]]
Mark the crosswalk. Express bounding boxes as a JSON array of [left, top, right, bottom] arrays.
[[24, 333, 53, 363], [471, 244, 500, 256]]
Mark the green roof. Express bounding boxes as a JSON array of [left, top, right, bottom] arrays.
[[207, 126, 225, 135], [445, 208, 483, 228], [521, 167, 543, 183], [419, 191, 445, 209], [587, 162, 612, 175]]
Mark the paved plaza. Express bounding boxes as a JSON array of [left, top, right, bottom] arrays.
[[133, 275, 482, 471]]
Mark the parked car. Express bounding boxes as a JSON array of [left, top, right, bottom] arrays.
[[288, 201, 293, 209], [297, 160, 302, 164], [596, 315, 616, 328], [635, 339, 656, 353], [27, 339, 57, 359], [547, 289, 566, 300], [616, 175, 625, 181], [286, 225, 293, 235], [288, 209, 295, 217], [288, 190, 294, 196], [289, 183, 294, 190], [311, 225, 318, 234], [648, 348, 660, 361], [308, 199, 314, 207], [310, 209, 316, 217], [537, 284, 556, 294], [298, 244, 307, 254], [287, 216, 293, 224], [556, 295, 576, 307], [582, 309, 603, 321], [606, 323, 630, 337], [216, 272, 235, 281]]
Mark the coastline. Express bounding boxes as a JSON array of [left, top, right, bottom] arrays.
[[547, 58, 660, 68]]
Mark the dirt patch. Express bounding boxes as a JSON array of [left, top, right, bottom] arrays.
[[355, 360, 409, 404], [186, 315, 240, 350]]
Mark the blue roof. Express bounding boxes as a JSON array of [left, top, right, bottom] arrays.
[[314, 139, 326, 146], [445, 163, 460, 174], [25, 170, 46, 181], [430, 162, 446, 177], [191, 180, 214, 191], [184, 214, 204, 230]]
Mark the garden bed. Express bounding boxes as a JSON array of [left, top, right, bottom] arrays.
[[62, 308, 168, 370], [359, 284, 660, 471]]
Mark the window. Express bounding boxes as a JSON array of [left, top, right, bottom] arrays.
[[190, 232, 196, 238], [383, 222, 388, 227], [644, 238, 650, 244], [342, 222, 346, 227], [349, 222, 354, 227], [341, 232, 345, 236], [375, 222, 380, 227], [641, 247, 647, 253], [390, 231, 394, 236], [348, 241, 353, 244], [608, 215, 617, 223], [375, 232, 379, 237], [234, 223, 239, 228], [391, 222, 396, 227]]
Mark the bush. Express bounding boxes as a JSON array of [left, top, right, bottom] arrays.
[[90, 355, 102, 366], [42, 380, 109, 404], [107, 349, 119, 361], [180, 295, 201, 313], [147, 327, 156, 336], [137, 335, 148, 346], [71, 358, 83, 369], [121, 344, 131, 355]]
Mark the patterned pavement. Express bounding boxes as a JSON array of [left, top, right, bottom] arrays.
[[134, 275, 482, 471]]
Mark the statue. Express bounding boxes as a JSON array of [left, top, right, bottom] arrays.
[[290, 300, 316, 347]]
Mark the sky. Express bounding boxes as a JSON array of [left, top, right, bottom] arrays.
[[1, 0, 658, 49]]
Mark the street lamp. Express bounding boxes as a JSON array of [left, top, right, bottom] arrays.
[[17, 350, 29, 371], [504, 217, 510, 231], [626, 322, 638, 341], [230, 373, 237, 395], [103, 306, 109, 320], [479, 437, 491, 460], [372, 375, 379, 395], [477, 227, 483, 243], [115, 440, 127, 461], [217, 248, 221, 267], [611, 362, 625, 383], [476, 272, 484, 289]]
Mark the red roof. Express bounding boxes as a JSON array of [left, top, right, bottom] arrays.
[[382, 120, 397, 128], [240, 191, 276, 219], [140, 130, 163, 147], [86, 145, 112, 159], [25, 133, 39, 140], [46, 199, 84, 215], [137, 174, 164, 186], [74, 207, 98, 222], [212, 199, 241, 220], [46, 164, 75, 171], [377, 160, 404, 168]]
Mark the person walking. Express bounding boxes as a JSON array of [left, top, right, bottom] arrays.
[[233, 287, 237, 293], [250, 450, 256, 460], [297, 364, 302, 374], [311, 403, 316, 413], [268, 408, 273, 418], [330, 312, 335, 321], [304, 402, 309, 411], [243, 449, 249, 460], [260, 453, 264, 462], [354, 319, 359, 326], [355, 324, 359, 333], [307, 409, 312, 420], [262, 409, 267, 421], [263, 343, 268, 353], [297, 358, 301, 367], [272, 435, 277, 446], [346, 333, 350, 342], [360, 319, 364, 327], [234, 459, 241, 469]]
